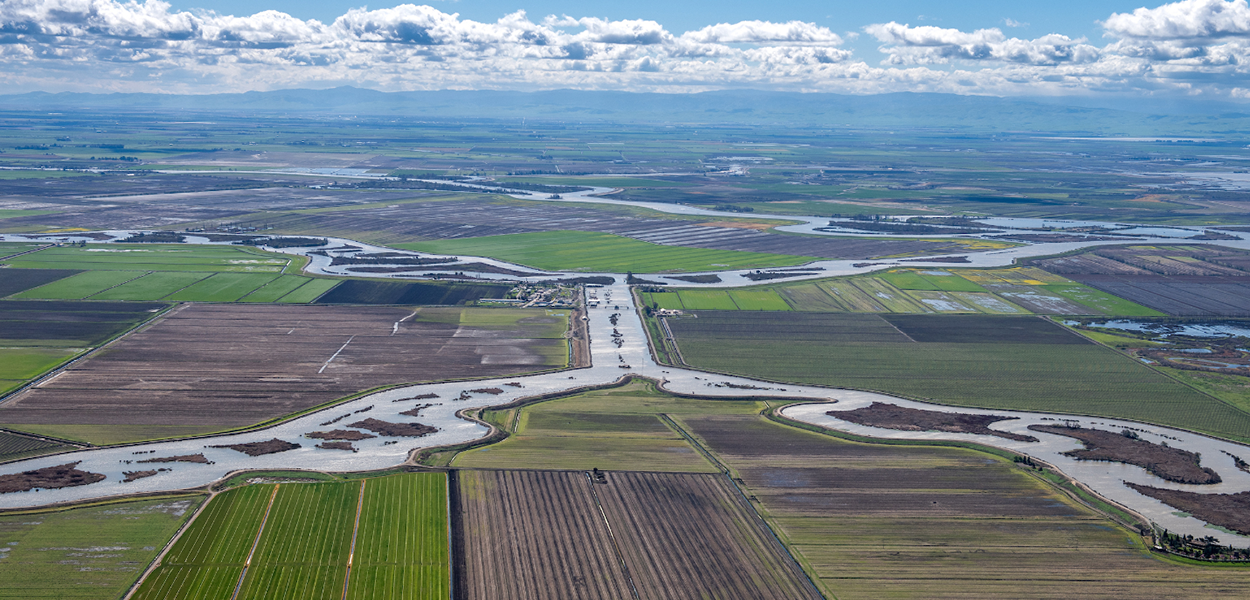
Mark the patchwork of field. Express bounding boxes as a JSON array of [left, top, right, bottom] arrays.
[[1036, 245, 1250, 316], [0, 495, 201, 599], [453, 469, 819, 600], [0, 299, 165, 401], [244, 196, 979, 259], [0, 244, 346, 303], [662, 312, 1250, 443], [685, 415, 1250, 599], [455, 379, 729, 472], [0, 268, 78, 297], [401, 230, 816, 273], [134, 473, 448, 600], [643, 266, 1160, 316], [0, 304, 570, 444]]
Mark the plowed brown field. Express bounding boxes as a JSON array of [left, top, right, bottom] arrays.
[[453, 469, 819, 600], [0, 304, 567, 444]]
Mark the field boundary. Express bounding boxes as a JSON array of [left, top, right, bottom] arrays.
[[659, 415, 826, 599], [231, 483, 281, 600], [581, 470, 641, 600], [340, 479, 366, 600], [0, 300, 181, 415], [122, 492, 214, 600]]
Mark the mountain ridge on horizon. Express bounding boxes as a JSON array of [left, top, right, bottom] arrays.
[[4, 87, 1247, 135]]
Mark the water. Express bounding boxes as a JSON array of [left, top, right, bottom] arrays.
[[1076, 319, 1250, 339]]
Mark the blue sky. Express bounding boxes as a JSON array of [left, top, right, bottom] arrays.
[[166, 0, 1124, 60], [3, 0, 1250, 98]]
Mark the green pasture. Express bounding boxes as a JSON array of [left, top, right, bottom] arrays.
[[240, 275, 317, 302], [398, 231, 815, 273], [4, 244, 291, 272], [91, 272, 210, 300], [11, 270, 143, 299], [167, 273, 280, 302], [0, 348, 76, 380], [277, 278, 340, 303], [0, 496, 202, 600]]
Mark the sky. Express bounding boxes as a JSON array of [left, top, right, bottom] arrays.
[[3, 0, 1250, 99]]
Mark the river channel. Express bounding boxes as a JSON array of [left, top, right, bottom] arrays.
[[2, 207, 1250, 545]]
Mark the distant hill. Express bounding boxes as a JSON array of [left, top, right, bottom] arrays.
[[2, 87, 1246, 135]]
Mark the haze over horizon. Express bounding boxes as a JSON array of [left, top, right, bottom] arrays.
[[3, 0, 1250, 102]]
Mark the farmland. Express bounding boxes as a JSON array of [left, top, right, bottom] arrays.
[[687, 414, 1250, 599], [0, 244, 342, 302], [454, 378, 748, 472], [0, 305, 570, 444], [0, 300, 165, 408], [642, 266, 1160, 316], [452, 379, 1250, 598], [399, 230, 817, 273], [133, 473, 447, 600], [1034, 245, 1250, 316], [0, 495, 201, 599], [2, 244, 293, 272], [659, 312, 1250, 443], [453, 469, 818, 599], [315, 279, 508, 305]]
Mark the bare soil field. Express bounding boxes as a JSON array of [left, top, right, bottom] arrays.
[[1126, 483, 1250, 535], [453, 469, 818, 600], [833, 402, 1038, 442], [1030, 425, 1221, 484], [0, 304, 568, 444], [0, 461, 105, 493], [682, 414, 1250, 599]]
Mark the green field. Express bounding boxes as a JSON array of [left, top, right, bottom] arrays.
[[277, 278, 341, 303], [240, 275, 318, 302], [167, 273, 280, 302], [454, 379, 736, 471], [346, 474, 450, 600], [11, 270, 143, 299], [91, 271, 210, 300], [0, 496, 202, 599], [399, 231, 815, 273], [660, 312, 1250, 444], [134, 474, 448, 600], [3, 244, 291, 272], [674, 289, 739, 310]]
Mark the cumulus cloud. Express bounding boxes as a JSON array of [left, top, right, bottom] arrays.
[[1102, 0, 1250, 39], [0, 0, 1249, 99], [865, 22, 1099, 65]]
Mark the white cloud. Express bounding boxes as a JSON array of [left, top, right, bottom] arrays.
[[1102, 0, 1250, 39], [865, 22, 1099, 66], [0, 0, 1247, 99], [1003, 18, 1029, 28]]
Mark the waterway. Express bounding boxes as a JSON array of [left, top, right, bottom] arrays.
[[3, 209, 1250, 545]]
